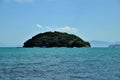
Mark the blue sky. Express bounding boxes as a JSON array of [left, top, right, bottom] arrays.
[[0, 0, 120, 47]]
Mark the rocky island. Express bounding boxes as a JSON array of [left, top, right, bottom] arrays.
[[23, 31, 91, 48]]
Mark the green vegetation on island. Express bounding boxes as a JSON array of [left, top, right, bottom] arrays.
[[23, 31, 91, 48]]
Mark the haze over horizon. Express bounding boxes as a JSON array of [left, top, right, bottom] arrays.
[[0, 0, 120, 47]]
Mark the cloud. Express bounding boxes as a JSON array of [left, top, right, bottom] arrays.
[[57, 26, 78, 33], [36, 24, 43, 29], [36, 24, 78, 33]]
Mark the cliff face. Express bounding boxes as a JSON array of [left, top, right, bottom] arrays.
[[23, 31, 91, 48]]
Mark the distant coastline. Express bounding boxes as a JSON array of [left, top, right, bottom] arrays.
[[109, 44, 120, 48]]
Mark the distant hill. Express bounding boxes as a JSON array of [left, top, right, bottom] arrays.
[[23, 31, 91, 48], [90, 40, 111, 47], [90, 40, 120, 47], [109, 44, 120, 48]]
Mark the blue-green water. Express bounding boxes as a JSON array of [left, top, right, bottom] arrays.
[[0, 48, 120, 80]]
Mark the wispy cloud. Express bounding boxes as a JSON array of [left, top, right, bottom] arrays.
[[36, 24, 78, 33], [56, 26, 78, 33], [36, 24, 43, 29]]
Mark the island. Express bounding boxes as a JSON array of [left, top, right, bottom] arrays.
[[23, 31, 91, 48]]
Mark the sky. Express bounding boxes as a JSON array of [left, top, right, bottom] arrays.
[[0, 0, 120, 47]]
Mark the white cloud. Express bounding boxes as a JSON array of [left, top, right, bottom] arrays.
[[36, 24, 78, 33], [57, 26, 78, 33], [36, 24, 43, 29]]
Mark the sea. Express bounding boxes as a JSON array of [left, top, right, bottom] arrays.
[[0, 48, 120, 80]]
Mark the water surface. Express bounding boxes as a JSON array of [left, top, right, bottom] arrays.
[[0, 48, 120, 80]]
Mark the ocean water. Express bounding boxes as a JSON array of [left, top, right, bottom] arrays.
[[0, 48, 120, 80]]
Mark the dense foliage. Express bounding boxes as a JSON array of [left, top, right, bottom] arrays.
[[23, 31, 91, 48]]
